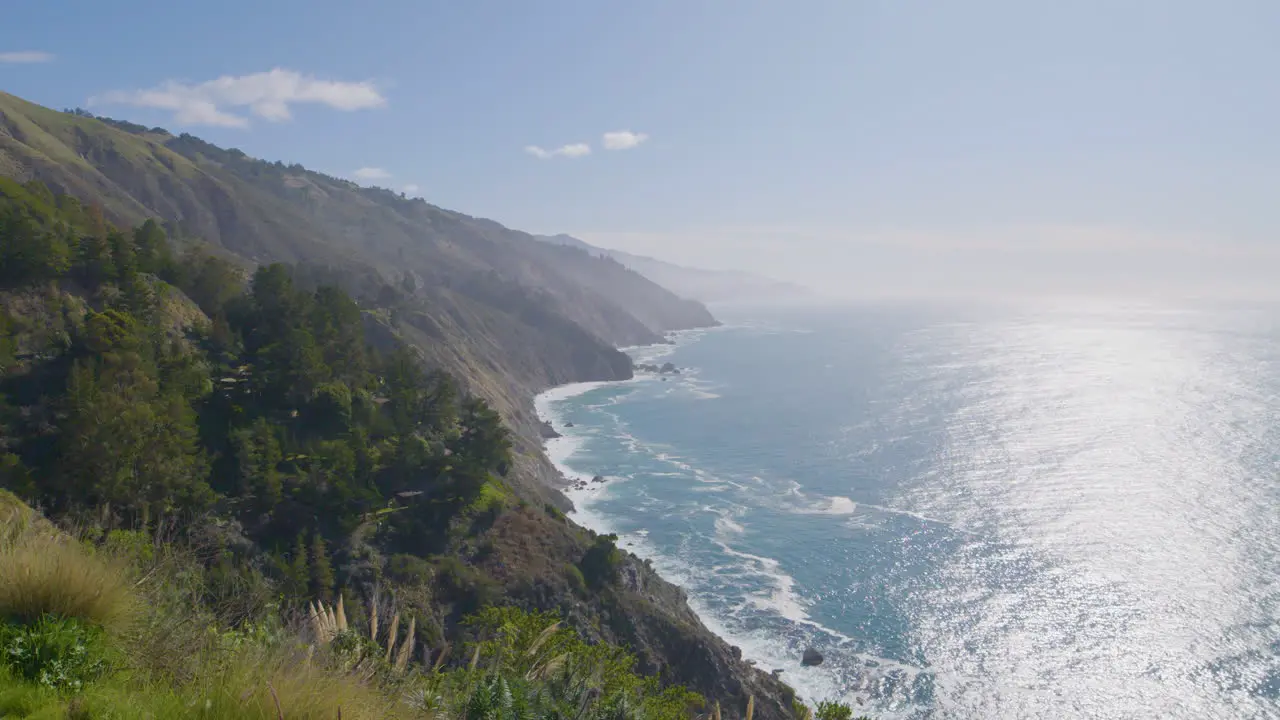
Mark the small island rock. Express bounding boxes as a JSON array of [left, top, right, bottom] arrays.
[[801, 648, 824, 666]]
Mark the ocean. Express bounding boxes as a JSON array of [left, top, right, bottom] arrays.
[[534, 299, 1280, 720]]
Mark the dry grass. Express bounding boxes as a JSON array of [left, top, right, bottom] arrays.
[[204, 646, 399, 720], [0, 515, 137, 630]]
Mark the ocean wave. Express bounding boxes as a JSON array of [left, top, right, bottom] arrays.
[[533, 380, 616, 417], [714, 513, 746, 536], [810, 496, 858, 515], [776, 480, 981, 536]]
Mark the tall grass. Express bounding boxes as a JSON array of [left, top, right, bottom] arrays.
[[197, 644, 400, 720], [0, 527, 137, 631]]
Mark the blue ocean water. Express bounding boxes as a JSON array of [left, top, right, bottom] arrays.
[[536, 300, 1280, 719]]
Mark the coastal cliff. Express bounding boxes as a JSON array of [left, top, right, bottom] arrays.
[[0, 91, 799, 718]]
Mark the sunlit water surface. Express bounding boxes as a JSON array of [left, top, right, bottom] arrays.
[[536, 300, 1280, 719]]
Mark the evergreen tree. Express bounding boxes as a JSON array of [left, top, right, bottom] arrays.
[[232, 418, 283, 512], [287, 532, 310, 599], [77, 230, 117, 286], [53, 358, 211, 523], [132, 218, 169, 274], [0, 208, 71, 286], [309, 532, 335, 603], [0, 191, 524, 617]]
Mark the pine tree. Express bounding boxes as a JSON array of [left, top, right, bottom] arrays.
[[233, 418, 282, 512], [132, 218, 169, 274], [288, 532, 310, 599], [310, 532, 335, 603]]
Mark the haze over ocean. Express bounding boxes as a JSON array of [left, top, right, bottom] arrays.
[[537, 300, 1280, 719]]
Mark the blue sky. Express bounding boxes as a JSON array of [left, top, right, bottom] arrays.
[[2, 1, 1278, 299]]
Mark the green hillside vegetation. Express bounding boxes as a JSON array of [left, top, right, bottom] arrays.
[[0, 90, 853, 719], [1, 88, 715, 512], [0, 494, 709, 719]]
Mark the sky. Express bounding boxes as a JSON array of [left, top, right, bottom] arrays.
[[2, 1, 1278, 301]]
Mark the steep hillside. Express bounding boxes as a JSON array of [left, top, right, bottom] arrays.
[[540, 233, 816, 305], [0, 87, 721, 491], [0, 93, 807, 718], [0, 93, 714, 347]]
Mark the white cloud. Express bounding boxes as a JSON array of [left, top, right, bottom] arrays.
[[353, 167, 392, 181], [525, 143, 591, 159], [0, 51, 54, 64], [402, 184, 420, 194], [602, 130, 648, 150], [89, 68, 386, 128]]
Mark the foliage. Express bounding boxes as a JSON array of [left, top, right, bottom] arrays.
[[405, 606, 705, 720], [0, 187, 514, 598], [564, 563, 587, 595], [815, 700, 856, 720], [0, 615, 113, 692], [580, 533, 624, 589]]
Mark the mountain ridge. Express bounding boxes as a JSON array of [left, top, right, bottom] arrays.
[[537, 233, 816, 305]]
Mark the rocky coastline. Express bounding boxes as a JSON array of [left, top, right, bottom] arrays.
[[529, 331, 802, 720]]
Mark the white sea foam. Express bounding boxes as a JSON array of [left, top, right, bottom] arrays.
[[812, 496, 858, 515], [714, 514, 746, 536], [776, 480, 981, 535], [533, 380, 614, 416]]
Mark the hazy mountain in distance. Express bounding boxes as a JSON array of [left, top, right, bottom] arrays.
[[538, 234, 817, 305]]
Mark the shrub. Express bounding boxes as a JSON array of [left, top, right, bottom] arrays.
[[579, 533, 623, 589], [448, 607, 704, 720], [387, 553, 434, 586], [0, 615, 114, 692], [564, 563, 587, 595], [815, 700, 855, 720], [101, 529, 155, 565], [433, 556, 502, 615], [0, 531, 136, 631]]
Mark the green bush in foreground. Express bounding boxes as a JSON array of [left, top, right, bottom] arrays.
[[0, 615, 113, 692]]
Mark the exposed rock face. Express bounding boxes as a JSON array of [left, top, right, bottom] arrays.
[[538, 421, 561, 439], [802, 647, 824, 666]]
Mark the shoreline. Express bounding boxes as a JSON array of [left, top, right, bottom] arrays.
[[532, 322, 910, 710], [532, 326, 863, 706], [533, 327, 702, 514]]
